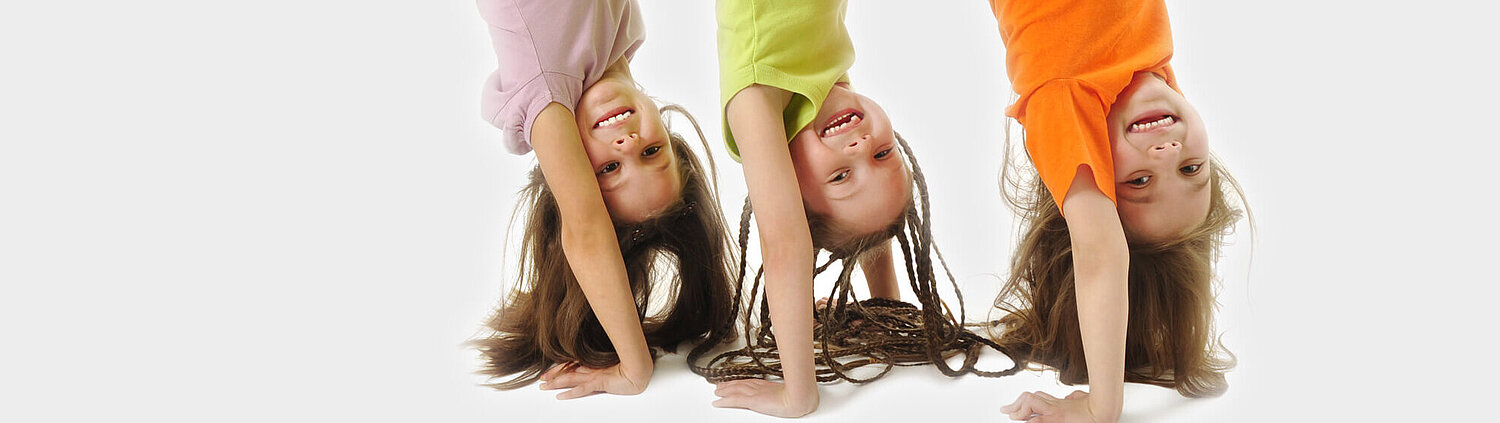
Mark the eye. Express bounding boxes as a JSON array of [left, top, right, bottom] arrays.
[[1180, 164, 1202, 175], [1126, 175, 1151, 187], [642, 145, 662, 157], [829, 169, 850, 183], [874, 148, 893, 159], [597, 162, 620, 175]]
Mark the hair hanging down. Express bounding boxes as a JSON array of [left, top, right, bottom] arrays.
[[696, 132, 1023, 384], [472, 104, 740, 389], [990, 120, 1249, 398]]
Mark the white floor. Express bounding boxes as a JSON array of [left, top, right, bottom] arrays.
[[3, 1, 1496, 422]]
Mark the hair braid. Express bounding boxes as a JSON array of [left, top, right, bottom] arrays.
[[699, 132, 1023, 384]]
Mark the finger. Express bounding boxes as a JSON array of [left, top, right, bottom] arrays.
[[540, 370, 590, 391], [556, 381, 601, 400], [711, 394, 755, 409], [1065, 390, 1087, 400], [572, 365, 599, 374], [1006, 392, 1053, 421], [715, 383, 760, 398], [1003, 393, 1032, 420], [714, 380, 762, 397], [540, 362, 572, 382], [1000, 395, 1020, 414], [1034, 391, 1060, 401]]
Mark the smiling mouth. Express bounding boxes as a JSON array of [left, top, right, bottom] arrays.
[[820, 110, 863, 137], [594, 108, 634, 129], [1129, 114, 1176, 133]]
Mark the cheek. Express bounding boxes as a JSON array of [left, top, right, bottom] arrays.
[[577, 139, 608, 169], [788, 134, 825, 178], [1189, 125, 1211, 150], [1110, 141, 1138, 171], [1114, 202, 1156, 242]]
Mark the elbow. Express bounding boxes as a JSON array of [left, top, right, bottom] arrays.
[[759, 240, 811, 267], [558, 220, 618, 257], [756, 231, 814, 271], [1073, 240, 1128, 288]]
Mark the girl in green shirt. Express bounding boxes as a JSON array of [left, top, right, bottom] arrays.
[[707, 0, 1008, 416]]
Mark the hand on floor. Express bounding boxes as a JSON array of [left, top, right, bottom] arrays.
[[538, 361, 651, 399], [1000, 390, 1108, 423], [711, 378, 818, 418]]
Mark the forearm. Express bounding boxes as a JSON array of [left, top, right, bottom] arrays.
[[857, 241, 899, 300], [1061, 173, 1128, 423], [559, 226, 653, 368], [760, 243, 816, 392], [530, 103, 652, 372], [727, 86, 818, 397]]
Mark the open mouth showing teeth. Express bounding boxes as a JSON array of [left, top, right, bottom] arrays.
[[1129, 115, 1176, 132], [594, 109, 633, 129], [820, 111, 863, 137]]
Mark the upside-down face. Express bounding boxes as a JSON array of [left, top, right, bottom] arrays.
[[575, 75, 683, 224], [789, 84, 911, 243], [1107, 72, 1213, 243]]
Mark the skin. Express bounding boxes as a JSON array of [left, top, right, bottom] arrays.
[[573, 62, 684, 224], [528, 59, 684, 399], [789, 83, 912, 243], [1003, 72, 1213, 423], [715, 85, 819, 417], [713, 83, 909, 418], [1107, 72, 1212, 243]]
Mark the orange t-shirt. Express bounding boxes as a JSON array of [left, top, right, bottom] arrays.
[[991, 0, 1179, 208]]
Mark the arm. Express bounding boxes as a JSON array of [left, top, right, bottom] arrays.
[[710, 85, 819, 417], [857, 241, 899, 300], [527, 102, 653, 399], [1058, 168, 1128, 423], [1000, 168, 1127, 423]]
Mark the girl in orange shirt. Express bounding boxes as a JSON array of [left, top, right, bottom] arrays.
[[987, 1, 1249, 422]]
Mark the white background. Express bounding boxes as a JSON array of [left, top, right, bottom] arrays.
[[3, 1, 1497, 422]]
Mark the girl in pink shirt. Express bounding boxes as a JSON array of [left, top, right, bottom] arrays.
[[470, 0, 737, 399]]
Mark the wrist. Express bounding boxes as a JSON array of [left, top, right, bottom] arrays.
[[781, 382, 819, 417], [620, 349, 654, 373], [1088, 392, 1122, 423]]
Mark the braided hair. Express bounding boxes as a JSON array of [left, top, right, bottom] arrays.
[[696, 132, 1023, 383]]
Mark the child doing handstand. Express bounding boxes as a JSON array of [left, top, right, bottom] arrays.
[[987, 1, 1249, 422], [470, 0, 738, 399]]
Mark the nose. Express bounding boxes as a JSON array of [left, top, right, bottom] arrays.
[[1149, 140, 1181, 158], [612, 132, 640, 150], [845, 134, 871, 152]]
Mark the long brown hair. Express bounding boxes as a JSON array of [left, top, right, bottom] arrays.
[[473, 105, 739, 389], [697, 132, 1022, 383], [991, 120, 1248, 397]]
